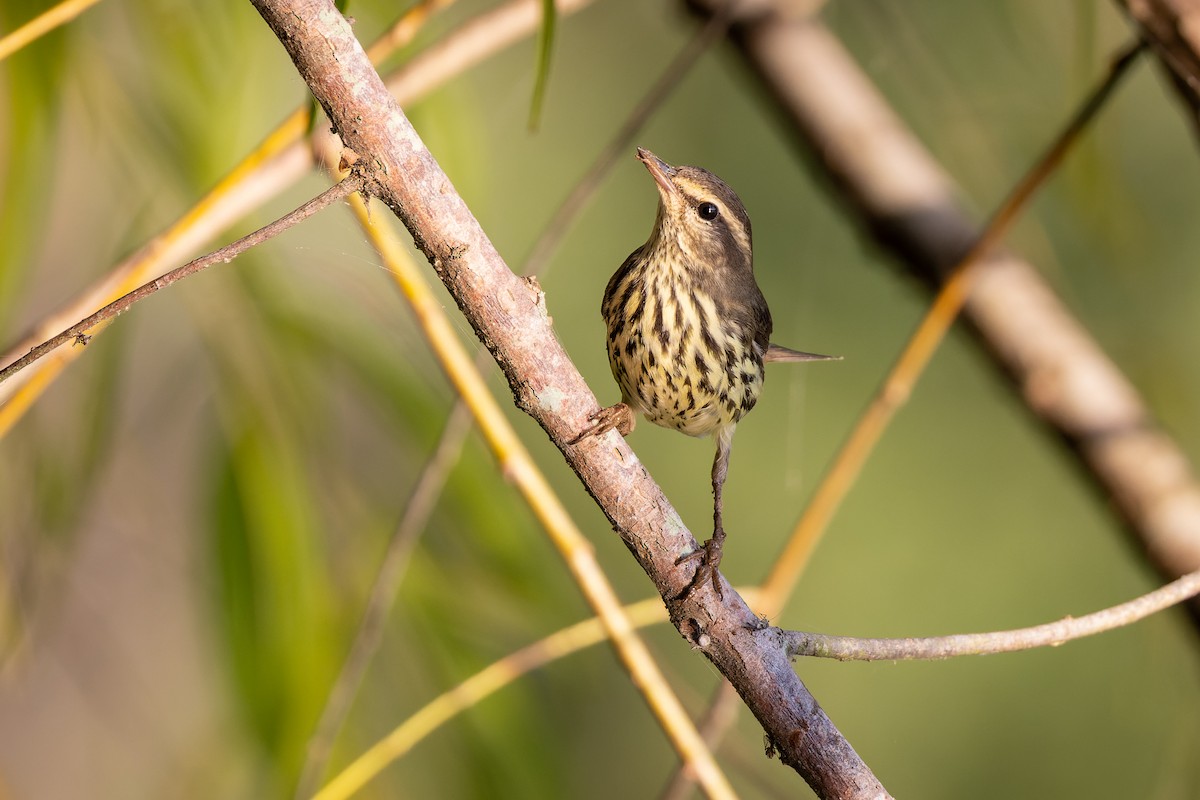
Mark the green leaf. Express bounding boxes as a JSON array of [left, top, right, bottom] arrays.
[[0, 1, 69, 327], [527, 0, 557, 131], [208, 415, 338, 790]]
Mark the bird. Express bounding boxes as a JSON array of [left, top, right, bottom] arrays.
[[575, 147, 838, 599]]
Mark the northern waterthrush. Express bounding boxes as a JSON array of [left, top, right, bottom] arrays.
[[578, 148, 837, 598]]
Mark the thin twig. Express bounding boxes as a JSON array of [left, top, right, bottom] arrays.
[[0, 175, 365, 386], [782, 569, 1200, 661]]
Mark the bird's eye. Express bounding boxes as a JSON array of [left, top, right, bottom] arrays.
[[696, 202, 720, 221]]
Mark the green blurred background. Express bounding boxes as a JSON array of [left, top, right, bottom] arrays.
[[3, 0, 1200, 797]]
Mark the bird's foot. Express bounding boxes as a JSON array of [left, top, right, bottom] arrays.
[[675, 528, 725, 600], [570, 402, 634, 444]]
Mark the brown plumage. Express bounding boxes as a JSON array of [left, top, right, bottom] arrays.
[[577, 148, 837, 598]]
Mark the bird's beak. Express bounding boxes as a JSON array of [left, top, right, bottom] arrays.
[[637, 147, 678, 199]]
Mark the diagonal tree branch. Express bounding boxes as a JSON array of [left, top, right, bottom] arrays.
[[246, 0, 888, 797]]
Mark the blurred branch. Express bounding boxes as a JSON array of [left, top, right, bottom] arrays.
[[659, 680, 743, 800], [299, 13, 731, 794], [294, 400, 473, 797], [363, 0, 456, 63], [0, 0, 104, 62], [1115, 0, 1200, 134], [691, 1, 1200, 621], [754, 39, 1144, 621], [316, 590, 766, 800], [0, 175, 365, 385], [782, 568, 1200, 661], [247, 0, 888, 797], [0, 0, 596, 437]]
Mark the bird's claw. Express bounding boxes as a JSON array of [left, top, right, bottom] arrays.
[[675, 531, 725, 600], [570, 402, 634, 444]]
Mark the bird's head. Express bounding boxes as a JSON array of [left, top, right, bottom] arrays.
[[637, 147, 754, 278]]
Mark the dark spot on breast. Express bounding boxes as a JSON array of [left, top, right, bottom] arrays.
[[655, 303, 669, 349]]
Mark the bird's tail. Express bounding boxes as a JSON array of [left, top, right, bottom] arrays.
[[764, 343, 841, 363]]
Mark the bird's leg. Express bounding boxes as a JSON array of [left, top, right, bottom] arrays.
[[570, 402, 635, 444], [677, 431, 733, 599]]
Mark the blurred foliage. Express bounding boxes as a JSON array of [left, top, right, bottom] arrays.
[[528, 0, 557, 129], [0, 0, 67, 321], [3, 0, 1200, 798]]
